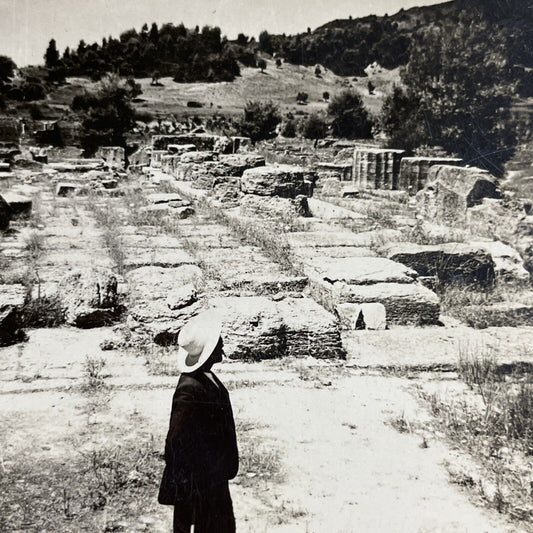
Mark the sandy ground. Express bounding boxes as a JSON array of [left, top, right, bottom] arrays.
[[1, 327, 530, 533]]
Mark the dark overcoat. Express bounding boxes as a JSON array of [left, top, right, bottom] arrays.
[[158, 370, 239, 530]]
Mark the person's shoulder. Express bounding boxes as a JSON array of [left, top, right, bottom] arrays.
[[176, 373, 207, 395]]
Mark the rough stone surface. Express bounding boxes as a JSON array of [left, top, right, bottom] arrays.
[[417, 165, 501, 224], [303, 256, 417, 285], [123, 248, 196, 269], [470, 241, 530, 283], [208, 296, 345, 360], [320, 178, 343, 197], [0, 283, 26, 346], [336, 302, 387, 330], [147, 193, 187, 205], [168, 144, 196, 155], [180, 151, 216, 164], [96, 146, 125, 170], [462, 302, 533, 327], [0, 194, 12, 230], [241, 165, 317, 198], [167, 284, 197, 310], [386, 242, 496, 287], [239, 194, 310, 218], [59, 268, 120, 328]]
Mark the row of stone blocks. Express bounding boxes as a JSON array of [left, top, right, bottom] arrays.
[[352, 147, 463, 194]]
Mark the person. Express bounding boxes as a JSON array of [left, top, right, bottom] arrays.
[[158, 310, 239, 533]]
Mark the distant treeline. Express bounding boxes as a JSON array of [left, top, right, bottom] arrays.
[[44, 23, 256, 83]]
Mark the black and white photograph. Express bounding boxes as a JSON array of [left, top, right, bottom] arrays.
[[0, 0, 532, 531]]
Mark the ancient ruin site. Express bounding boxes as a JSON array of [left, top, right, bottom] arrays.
[[1, 1, 533, 532]]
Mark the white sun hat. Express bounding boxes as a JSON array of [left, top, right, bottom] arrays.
[[176, 310, 223, 373]]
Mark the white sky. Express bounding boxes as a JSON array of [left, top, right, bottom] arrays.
[[0, 0, 448, 66]]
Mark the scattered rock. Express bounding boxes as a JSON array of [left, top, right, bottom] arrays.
[[386, 242, 495, 287], [0, 284, 27, 346]]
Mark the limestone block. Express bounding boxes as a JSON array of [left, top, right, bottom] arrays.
[[59, 268, 120, 328], [386, 242, 495, 286], [471, 241, 530, 283], [2, 193, 32, 216], [320, 178, 342, 197], [239, 194, 310, 219], [419, 165, 501, 224], [180, 151, 216, 164], [303, 256, 417, 285], [241, 165, 317, 198]]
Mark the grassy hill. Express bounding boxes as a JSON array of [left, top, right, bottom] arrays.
[[46, 60, 400, 122]]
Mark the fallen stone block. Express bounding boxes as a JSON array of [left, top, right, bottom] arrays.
[[462, 302, 533, 327], [59, 268, 120, 328], [208, 296, 344, 359], [48, 161, 104, 172], [147, 193, 188, 205], [399, 157, 462, 194], [386, 242, 495, 287], [303, 256, 417, 285], [241, 165, 317, 198], [2, 193, 32, 216], [336, 302, 387, 330], [0, 283, 26, 346], [470, 241, 530, 283], [239, 194, 310, 218], [320, 178, 342, 197]]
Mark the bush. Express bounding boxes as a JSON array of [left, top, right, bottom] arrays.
[[328, 90, 373, 139], [296, 92, 308, 104], [186, 101, 203, 108], [258, 59, 267, 73], [240, 100, 281, 143], [301, 114, 327, 145], [281, 120, 297, 138]]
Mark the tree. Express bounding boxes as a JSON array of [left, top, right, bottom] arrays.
[[240, 100, 281, 143], [45, 39, 60, 68], [275, 58, 282, 68], [72, 74, 136, 155], [302, 114, 328, 146], [258, 59, 267, 73], [395, 17, 517, 174], [0, 56, 16, 83], [322, 91, 330, 101], [296, 92, 308, 104], [281, 119, 297, 138], [328, 90, 373, 139], [258, 31, 273, 55]]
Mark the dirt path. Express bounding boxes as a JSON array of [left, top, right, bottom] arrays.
[[1, 329, 528, 533]]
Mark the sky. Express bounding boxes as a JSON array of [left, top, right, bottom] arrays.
[[0, 0, 448, 67]]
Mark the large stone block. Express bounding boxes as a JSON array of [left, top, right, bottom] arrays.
[[239, 194, 310, 219], [418, 165, 501, 224], [59, 268, 121, 328], [2, 193, 32, 216], [302, 256, 417, 285], [207, 296, 344, 359], [386, 242, 496, 287], [241, 165, 317, 198]]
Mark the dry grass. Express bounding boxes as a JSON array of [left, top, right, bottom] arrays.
[[419, 344, 533, 524]]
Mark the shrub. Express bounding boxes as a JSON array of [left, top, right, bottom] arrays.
[[258, 59, 267, 73], [240, 100, 281, 143], [296, 91, 308, 104], [281, 119, 297, 138], [301, 114, 327, 146], [328, 90, 373, 139]]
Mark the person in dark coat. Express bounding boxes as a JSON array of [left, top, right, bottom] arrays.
[[158, 311, 239, 533]]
